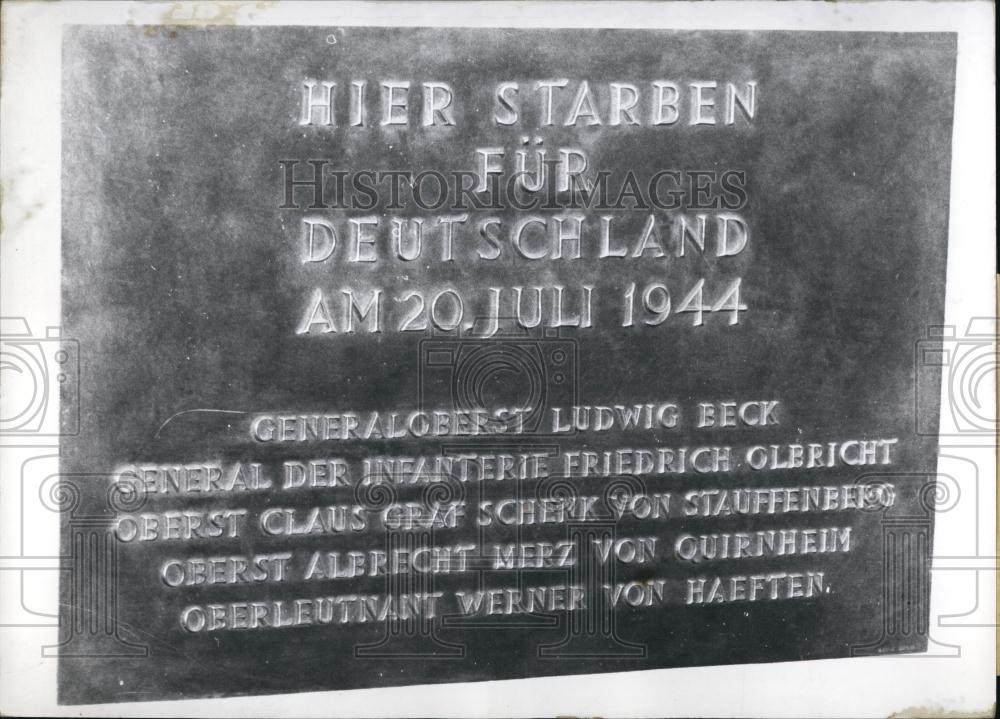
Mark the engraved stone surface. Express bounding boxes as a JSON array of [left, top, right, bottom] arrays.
[[59, 26, 956, 704]]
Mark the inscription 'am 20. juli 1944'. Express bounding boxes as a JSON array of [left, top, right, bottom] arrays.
[[59, 27, 955, 704]]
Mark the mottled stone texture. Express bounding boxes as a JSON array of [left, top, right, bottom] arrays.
[[60, 27, 955, 704]]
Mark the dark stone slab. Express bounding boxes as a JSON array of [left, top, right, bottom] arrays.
[[59, 26, 955, 704]]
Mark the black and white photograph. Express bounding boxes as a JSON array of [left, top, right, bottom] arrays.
[[0, 1, 995, 716]]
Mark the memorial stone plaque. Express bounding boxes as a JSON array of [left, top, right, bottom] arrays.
[[59, 26, 957, 704]]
